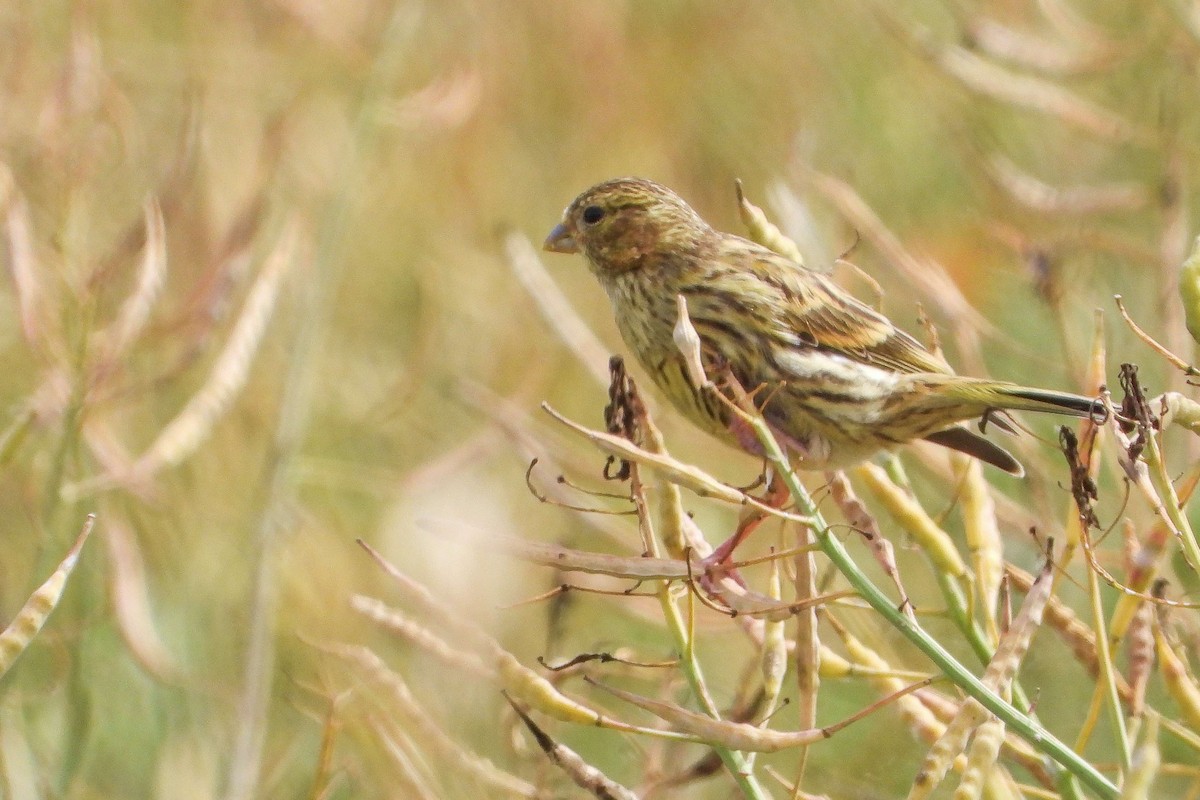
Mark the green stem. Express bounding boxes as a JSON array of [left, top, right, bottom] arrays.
[[1086, 560, 1131, 769], [935, 571, 1032, 715], [639, 474, 770, 800], [741, 413, 1118, 799], [1142, 431, 1200, 571]]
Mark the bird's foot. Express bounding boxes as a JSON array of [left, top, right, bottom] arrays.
[[693, 476, 791, 597]]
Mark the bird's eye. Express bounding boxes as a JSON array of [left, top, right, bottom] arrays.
[[581, 205, 605, 225]]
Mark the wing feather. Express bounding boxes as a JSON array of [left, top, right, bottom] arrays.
[[734, 240, 953, 376]]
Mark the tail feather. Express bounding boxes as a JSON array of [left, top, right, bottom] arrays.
[[997, 386, 1099, 418], [940, 379, 1100, 419], [924, 426, 1024, 476]]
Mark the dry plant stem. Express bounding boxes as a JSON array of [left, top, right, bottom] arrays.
[[963, 12, 1109, 74], [306, 692, 345, 800], [541, 403, 812, 525], [104, 518, 179, 681], [449, 499, 819, 619], [459, 381, 631, 548], [626, 421, 771, 799], [731, 400, 1117, 797], [590, 675, 935, 753], [1114, 295, 1199, 377], [328, 644, 540, 799], [984, 155, 1149, 215], [370, 717, 440, 800], [0, 165, 46, 346], [825, 470, 915, 621], [793, 505, 819, 791], [956, 457, 1002, 643], [1111, 417, 1200, 571], [350, 596, 495, 679], [1036, 0, 1110, 47], [131, 219, 297, 481], [222, 10, 420, 800], [1140, 431, 1200, 570], [865, 460, 1032, 712], [764, 767, 834, 800], [1077, 562, 1131, 770], [912, 22, 1151, 145], [505, 695, 638, 800], [0, 515, 94, 678], [910, 556, 1055, 799], [220, 220, 306, 800], [354, 544, 705, 745], [472, 531, 689, 580], [105, 198, 167, 358], [629, 454, 659, 559]]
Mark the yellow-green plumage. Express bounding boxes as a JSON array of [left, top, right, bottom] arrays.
[[545, 177, 1096, 476]]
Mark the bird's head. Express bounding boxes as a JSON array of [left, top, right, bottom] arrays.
[[544, 177, 714, 275]]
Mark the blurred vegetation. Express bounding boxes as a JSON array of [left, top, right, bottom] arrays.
[[1, 0, 1200, 798]]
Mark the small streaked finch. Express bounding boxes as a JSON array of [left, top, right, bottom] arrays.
[[545, 177, 1098, 477]]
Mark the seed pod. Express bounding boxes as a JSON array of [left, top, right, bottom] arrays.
[[1179, 236, 1200, 345]]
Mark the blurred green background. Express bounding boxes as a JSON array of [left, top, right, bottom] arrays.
[[0, 1, 1193, 798]]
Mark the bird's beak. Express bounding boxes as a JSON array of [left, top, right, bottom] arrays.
[[543, 222, 578, 254]]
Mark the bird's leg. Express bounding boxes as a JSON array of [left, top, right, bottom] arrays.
[[698, 471, 791, 591], [694, 363, 796, 589]]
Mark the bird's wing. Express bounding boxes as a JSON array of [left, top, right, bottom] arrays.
[[743, 243, 954, 376]]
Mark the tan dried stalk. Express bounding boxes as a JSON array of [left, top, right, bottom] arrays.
[[0, 516, 94, 678], [909, 558, 1054, 798], [508, 697, 640, 800], [986, 155, 1149, 215], [928, 36, 1150, 145], [104, 197, 168, 358], [326, 643, 540, 798], [104, 518, 179, 681], [132, 220, 298, 477], [0, 164, 47, 346]]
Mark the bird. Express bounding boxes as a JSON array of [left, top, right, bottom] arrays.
[[543, 177, 1100, 481]]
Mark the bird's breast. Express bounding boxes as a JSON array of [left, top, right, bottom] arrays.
[[604, 273, 734, 439]]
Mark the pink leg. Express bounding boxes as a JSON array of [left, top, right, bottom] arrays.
[[698, 475, 791, 591]]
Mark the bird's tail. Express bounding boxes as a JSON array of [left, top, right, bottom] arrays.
[[940, 379, 1101, 419], [993, 385, 1100, 418], [921, 381, 1101, 477], [924, 427, 1024, 476]]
